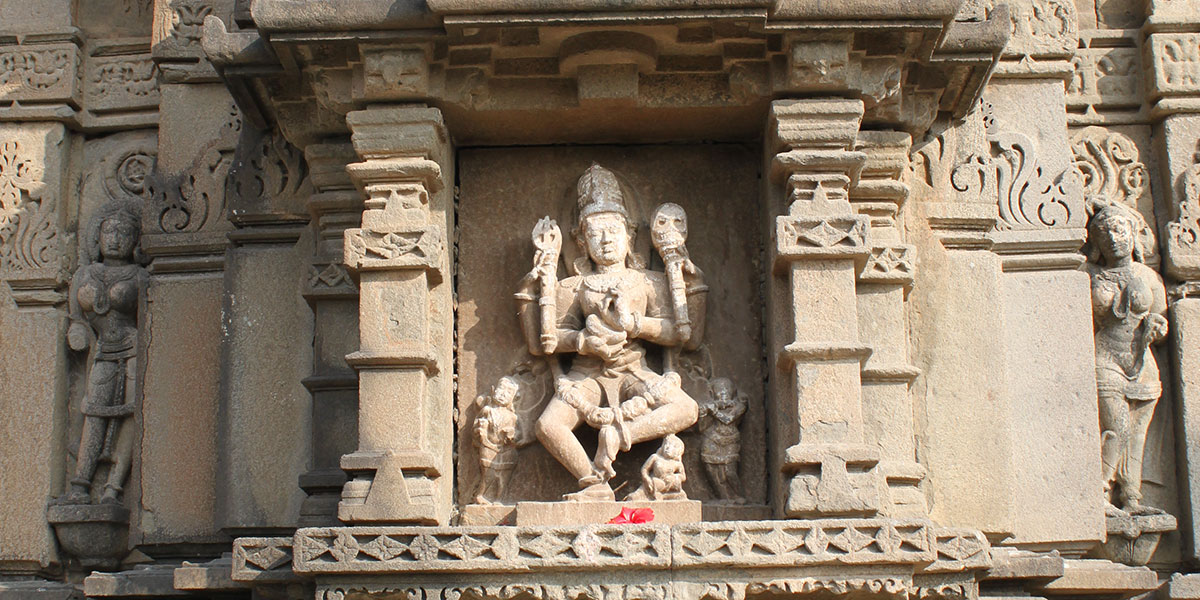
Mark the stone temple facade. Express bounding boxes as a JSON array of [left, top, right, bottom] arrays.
[[6, 0, 1200, 599]]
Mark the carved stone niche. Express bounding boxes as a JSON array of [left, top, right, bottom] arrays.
[[455, 146, 767, 525]]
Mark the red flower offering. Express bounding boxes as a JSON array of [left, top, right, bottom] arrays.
[[608, 507, 654, 524]]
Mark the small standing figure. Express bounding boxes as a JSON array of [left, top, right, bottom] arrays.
[[626, 434, 687, 501], [474, 377, 520, 504], [699, 377, 747, 504], [56, 204, 148, 506], [1086, 202, 1169, 515]]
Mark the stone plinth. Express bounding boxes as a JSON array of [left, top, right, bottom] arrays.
[[1092, 512, 1177, 567], [515, 501, 701, 526], [46, 503, 130, 571]]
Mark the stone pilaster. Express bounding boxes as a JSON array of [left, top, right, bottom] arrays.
[[908, 109, 1015, 541], [851, 131, 926, 518], [339, 106, 454, 525], [956, 75, 1103, 552], [0, 122, 73, 574], [1155, 112, 1200, 562], [216, 126, 313, 533], [138, 82, 239, 550], [299, 142, 362, 527], [765, 99, 883, 519]]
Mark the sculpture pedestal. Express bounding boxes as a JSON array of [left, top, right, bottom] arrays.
[[1091, 511, 1177, 566], [46, 503, 130, 570], [515, 500, 701, 526]]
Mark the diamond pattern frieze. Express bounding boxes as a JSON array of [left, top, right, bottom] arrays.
[[293, 520, 940, 574], [293, 525, 670, 574], [672, 519, 935, 568], [776, 215, 871, 264], [232, 537, 299, 583]]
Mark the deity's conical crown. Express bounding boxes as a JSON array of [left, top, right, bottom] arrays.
[[576, 163, 629, 222]]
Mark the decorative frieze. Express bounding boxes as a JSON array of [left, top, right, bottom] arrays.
[[1067, 31, 1142, 122], [1151, 34, 1200, 98], [232, 537, 298, 583], [0, 44, 79, 102], [859, 246, 916, 284], [289, 519, 957, 575], [1167, 142, 1200, 281], [960, 0, 1077, 59], [152, 0, 233, 82], [952, 130, 1083, 231], [81, 40, 161, 130], [344, 226, 445, 272], [0, 136, 66, 291]]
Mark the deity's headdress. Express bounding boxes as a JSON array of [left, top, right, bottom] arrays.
[[576, 164, 629, 223]]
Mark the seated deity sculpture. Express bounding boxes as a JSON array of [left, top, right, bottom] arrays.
[[515, 164, 708, 501], [626, 434, 688, 501]]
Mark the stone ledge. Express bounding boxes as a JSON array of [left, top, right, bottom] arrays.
[[283, 519, 977, 576]]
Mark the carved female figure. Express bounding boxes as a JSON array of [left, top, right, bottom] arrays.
[[516, 164, 708, 501], [699, 377, 747, 504], [1086, 202, 1168, 515], [56, 204, 147, 505]]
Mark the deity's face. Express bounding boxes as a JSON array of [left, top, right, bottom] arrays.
[[1094, 213, 1135, 264], [662, 436, 684, 460], [493, 378, 518, 406], [711, 378, 734, 406], [99, 218, 137, 261], [583, 212, 630, 268], [651, 204, 687, 249]]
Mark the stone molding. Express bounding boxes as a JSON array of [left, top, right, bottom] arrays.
[[0, 35, 161, 130], [230, 520, 989, 578], [203, 3, 1008, 147]]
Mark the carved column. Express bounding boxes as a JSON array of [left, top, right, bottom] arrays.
[[1156, 114, 1200, 563], [982, 77, 1103, 552], [298, 142, 362, 527], [339, 106, 454, 525], [908, 111, 1016, 540], [765, 99, 883, 518], [217, 126, 313, 533], [0, 123, 73, 573], [851, 131, 926, 518], [1148, 1, 1200, 559]]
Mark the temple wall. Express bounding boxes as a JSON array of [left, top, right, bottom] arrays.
[[2, 0, 1200, 598]]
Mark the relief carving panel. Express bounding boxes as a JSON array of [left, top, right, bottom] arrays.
[[456, 146, 766, 510]]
